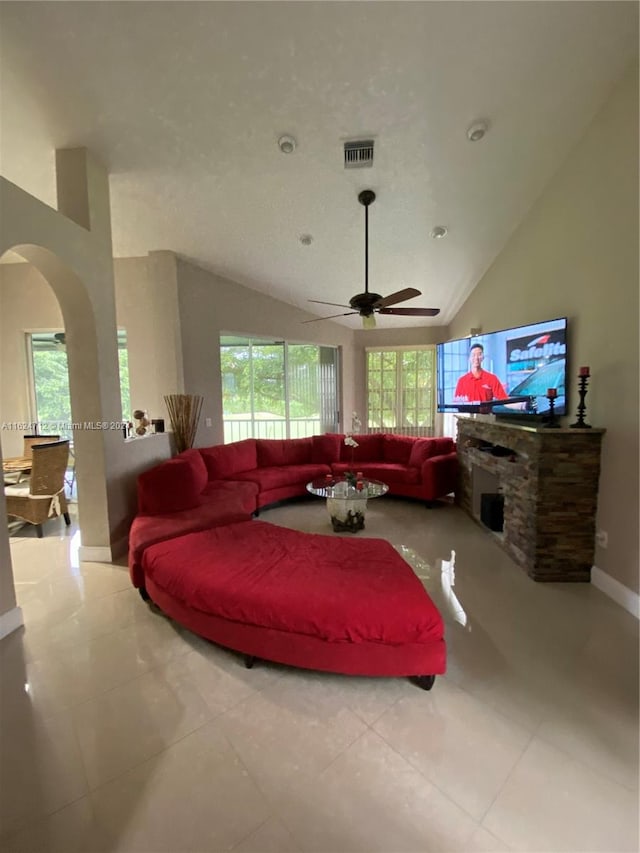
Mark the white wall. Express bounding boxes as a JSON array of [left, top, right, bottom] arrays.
[[114, 251, 184, 423], [448, 63, 639, 593]]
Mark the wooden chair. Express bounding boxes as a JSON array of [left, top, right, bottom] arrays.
[[23, 434, 61, 458], [5, 440, 71, 537]]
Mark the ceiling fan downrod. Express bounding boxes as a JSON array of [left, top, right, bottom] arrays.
[[358, 189, 376, 297]]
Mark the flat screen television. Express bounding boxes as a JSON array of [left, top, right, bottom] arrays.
[[436, 317, 568, 418]]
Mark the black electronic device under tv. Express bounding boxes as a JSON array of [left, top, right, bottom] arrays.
[[436, 317, 568, 420]]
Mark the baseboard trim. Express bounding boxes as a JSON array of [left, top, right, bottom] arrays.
[[78, 545, 113, 563], [0, 606, 24, 640], [591, 566, 639, 619]]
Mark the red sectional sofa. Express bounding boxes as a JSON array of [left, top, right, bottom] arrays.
[[129, 433, 457, 585], [128, 433, 454, 688]]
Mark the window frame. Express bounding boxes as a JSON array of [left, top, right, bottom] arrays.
[[365, 344, 436, 435], [219, 335, 340, 442]]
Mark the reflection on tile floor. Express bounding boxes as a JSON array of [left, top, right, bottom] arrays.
[[1, 499, 638, 852]]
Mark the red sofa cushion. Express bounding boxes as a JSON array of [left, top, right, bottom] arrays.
[[128, 492, 254, 587], [137, 451, 208, 515], [256, 438, 312, 467], [421, 452, 458, 498], [341, 433, 384, 463], [143, 521, 444, 645], [331, 462, 420, 485], [428, 437, 455, 457], [199, 439, 257, 480], [200, 479, 259, 511], [311, 433, 342, 464], [383, 434, 415, 464], [408, 438, 435, 468], [230, 464, 330, 492]]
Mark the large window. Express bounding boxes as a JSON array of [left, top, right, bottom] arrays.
[[366, 346, 435, 435], [220, 336, 339, 442], [28, 330, 130, 440]]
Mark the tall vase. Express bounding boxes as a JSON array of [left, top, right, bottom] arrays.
[[164, 394, 204, 454]]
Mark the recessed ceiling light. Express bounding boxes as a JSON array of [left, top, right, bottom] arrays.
[[278, 134, 297, 154], [299, 234, 313, 245], [430, 226, 448, 239], [467, 121, 489, 142]]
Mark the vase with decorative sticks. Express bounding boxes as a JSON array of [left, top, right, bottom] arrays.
[[164, 394, 204, 455]]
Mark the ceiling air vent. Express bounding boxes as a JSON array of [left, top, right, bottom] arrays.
[[344, 139, 374, 169]]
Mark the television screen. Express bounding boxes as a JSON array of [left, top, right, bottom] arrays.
[[436, 317, 567, 417]]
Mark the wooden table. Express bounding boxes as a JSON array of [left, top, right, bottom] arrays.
[[3, 456, 32, 484]]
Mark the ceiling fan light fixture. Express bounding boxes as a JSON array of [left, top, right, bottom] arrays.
[[362, 314, 376, 330], [277, 134, 297, 154], [467, 120, 489, 142]]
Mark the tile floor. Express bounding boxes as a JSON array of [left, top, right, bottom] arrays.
[[1, 498, 638, 852]]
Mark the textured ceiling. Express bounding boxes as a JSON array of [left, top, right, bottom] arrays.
[[0, 2, 637, 327]]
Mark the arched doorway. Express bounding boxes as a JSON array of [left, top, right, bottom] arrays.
[[1, 158, 126, 634]]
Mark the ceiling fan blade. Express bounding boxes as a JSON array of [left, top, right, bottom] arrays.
[[378, 306, 441, 317], [301, 312, 358, 324], [308, 299, 352, 309], [374, 287, 421, 309]]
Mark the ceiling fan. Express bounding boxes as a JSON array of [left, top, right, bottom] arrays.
[[304, 189, 440, 328]]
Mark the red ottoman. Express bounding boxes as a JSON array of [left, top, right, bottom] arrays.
[[141, 520, 446, 688]]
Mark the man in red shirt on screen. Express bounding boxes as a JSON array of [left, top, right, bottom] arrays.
[[454, 343, 508, 403]]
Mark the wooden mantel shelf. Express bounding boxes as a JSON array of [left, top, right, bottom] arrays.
[[455, 417, 605, 582]]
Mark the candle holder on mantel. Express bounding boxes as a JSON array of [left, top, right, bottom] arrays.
[[571, 367, 592, 429], [543, 388, 560, 428]]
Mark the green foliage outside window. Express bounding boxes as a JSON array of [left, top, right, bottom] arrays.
[[220, 338, 334, 441], [30, 332, 131, 438], [220, 342, 320, 418], [32, 351, 72, 437]]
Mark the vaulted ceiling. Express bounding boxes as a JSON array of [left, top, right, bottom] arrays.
[[0, 2, 637, 327]]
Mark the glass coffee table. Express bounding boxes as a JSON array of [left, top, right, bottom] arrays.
[[306, 475, 389, 532]]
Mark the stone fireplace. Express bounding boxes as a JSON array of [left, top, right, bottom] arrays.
[[455, 417, 604, 582]]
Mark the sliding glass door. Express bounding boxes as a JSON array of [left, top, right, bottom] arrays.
[[220, 336, 339, 442]]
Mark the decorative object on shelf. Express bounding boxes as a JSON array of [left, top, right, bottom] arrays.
[[543, 388, 560, 428], [133, 409, 150, 436], [571, 366, 592, 429], [151, 418, 165, 434], [164, 394, 204, 454]]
